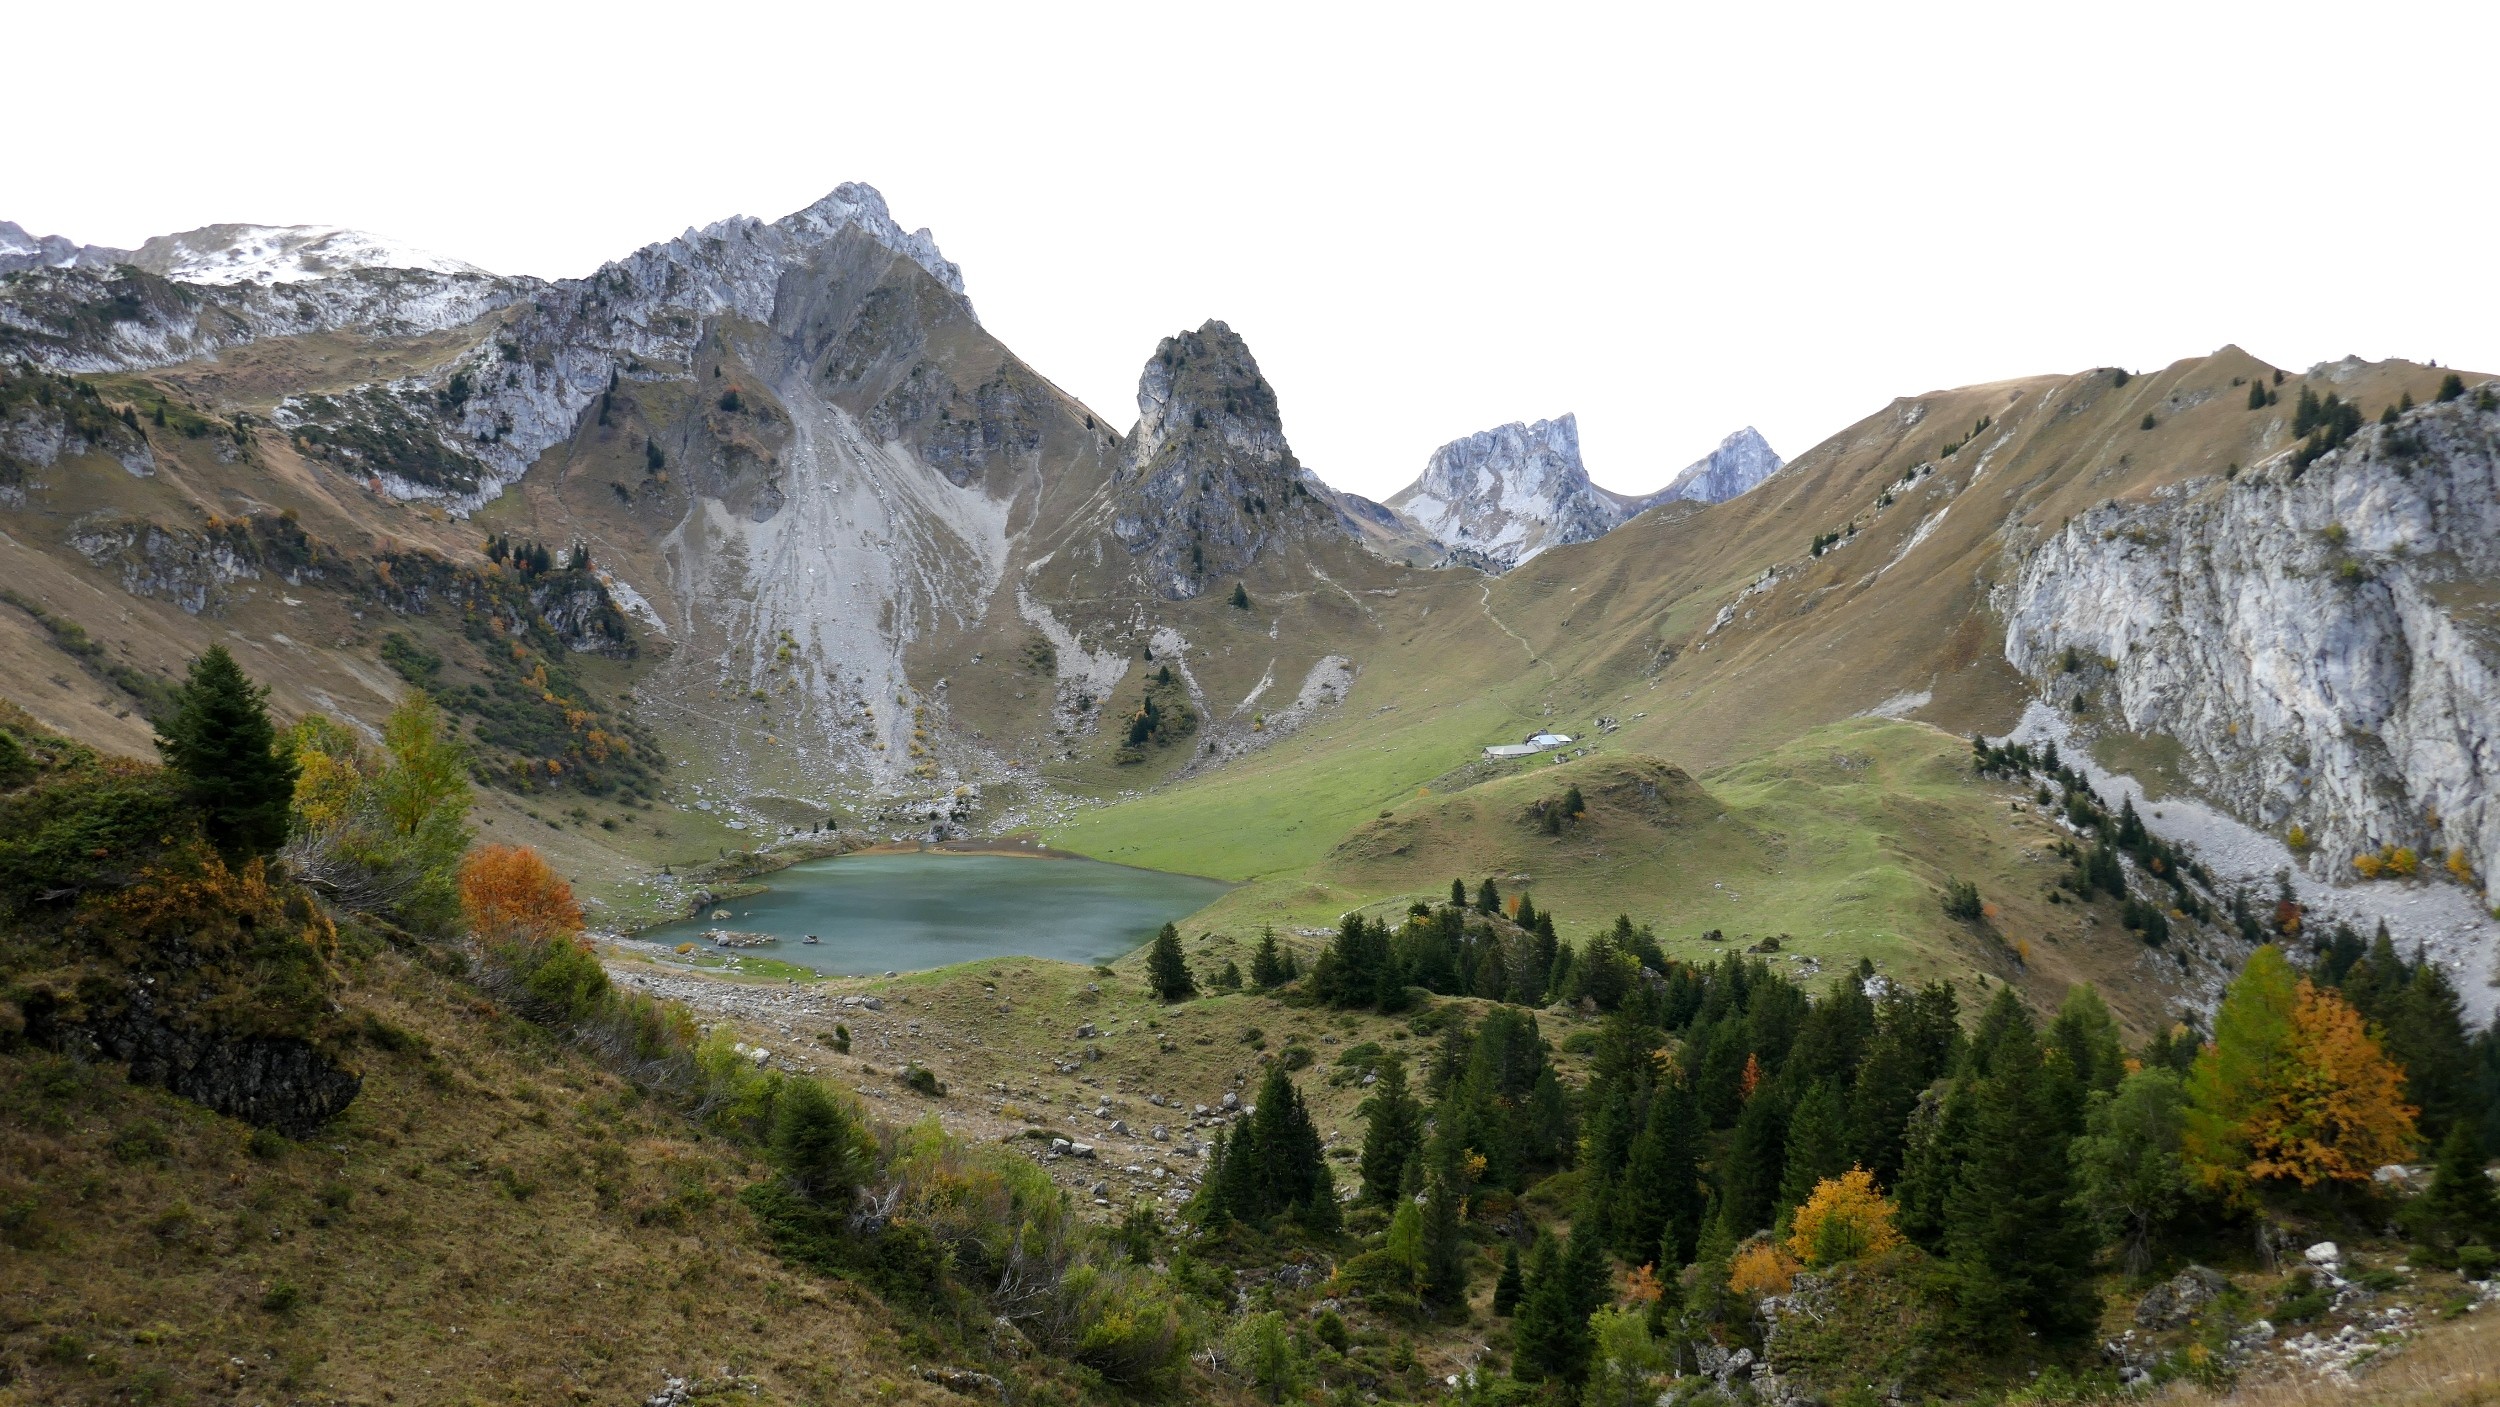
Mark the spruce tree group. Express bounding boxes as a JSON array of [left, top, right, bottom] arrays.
[[1193, 1064, 1339, 1232]]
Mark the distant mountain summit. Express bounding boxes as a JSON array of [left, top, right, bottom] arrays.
[[1650, 426, 1784, 505], [1386, 414, 1620, 569], [0, 219, 486, 284], [1385, 416, 1783, 570]]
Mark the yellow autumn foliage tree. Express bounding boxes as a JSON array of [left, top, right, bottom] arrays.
[[2186, 947, 2416, 1202], [1786, 1166, 1904, 1268]]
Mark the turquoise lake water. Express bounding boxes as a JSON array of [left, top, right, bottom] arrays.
[[633, 851, 1232, 975]]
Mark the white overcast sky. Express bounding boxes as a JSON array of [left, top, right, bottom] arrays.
[[12, 1, 2498, 499]]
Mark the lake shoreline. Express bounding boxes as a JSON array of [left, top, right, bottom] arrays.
[[622, 849, 1235, 975]]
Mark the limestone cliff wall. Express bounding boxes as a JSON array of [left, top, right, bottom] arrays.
[[2005, 394, 2500, 886]]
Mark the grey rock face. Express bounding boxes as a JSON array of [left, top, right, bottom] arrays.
[[0, 262, 521, 376], [1383, 419, 1783, 571], [1647, 425, 1786, 505], [1111, 320, 1337, 598], [1386, 413, 1619, 569], [25, 992, 360, 1136], [2004, 394, 2500, 885], [0, 219, 106, 274]]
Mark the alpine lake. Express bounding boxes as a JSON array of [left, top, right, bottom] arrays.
[[628, 850, 1233, 978]]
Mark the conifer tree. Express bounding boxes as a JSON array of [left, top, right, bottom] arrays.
[[1789, 972, 1876, 1094], [1477, 877, 1501, 914], [1217, 1120, 1261, 1222], [771, 1078, 871, 1205], [1616, 1079, 1703, 1267], [2047, 984, 2130, 1126], [2072, 1067, 2192, 1277], [157, 644, 299, 861], [1451, 877, 1468, 908], [2416, 1122, 2500, 1255], [1193, 1126, 1237, 1227], [1492, 1240, 1524, 1316], [2183, 945, 2309, 1204], [1717, 1082, 1790, 1238], [1776, 1081, 1851, 1220], [2369, 958, 2474, 1143], [1146, 922, 1196, 1000], [1513, 1231, 1606, 1382], [1357, 1058, 1424, 1206], [1938, 989, 2098, 1343], [1250, 927, 1290, 989], [1418, 1169, 1468, 1307], [1219, 1063, 1338, 1230], [1230, 582, 1250, 609]]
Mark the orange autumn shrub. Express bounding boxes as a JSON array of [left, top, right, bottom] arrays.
[[74, 850, 339, 1037], [459, 843, 583, 947], [1622, 1263, 1664, 1303], [1727, 1240, 1799, 1298]]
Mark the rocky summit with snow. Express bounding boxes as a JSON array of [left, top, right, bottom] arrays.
[[0, 218, 486, 283]]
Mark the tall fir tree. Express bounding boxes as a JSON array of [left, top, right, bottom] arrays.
[[1512, 1231, 1606, 1382], [1850, 982, 1961, 1183], [156, 644, 299, 861], [1492, 1240, 1525, 1316], [1938, 989, 2099, 1343], [1250, 927, 1290, 989], [1145, 922, 1196, 1000], [1418, 1169, 1468, 1307], [1716, 1080, 1790, 1238], [1357, 1058, 1424, 1206], [2416, 1122, 2500, 1255], [1615, 1078, 1703, 1267], [2183, 946, 2304, 1204], [1789, 971, 1877, 1094], [1775, 1081, 1851, 1221]]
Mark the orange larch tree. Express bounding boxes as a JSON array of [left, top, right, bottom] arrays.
[[2244, 979, 2418, 1188], [458, 843, 584, 948]]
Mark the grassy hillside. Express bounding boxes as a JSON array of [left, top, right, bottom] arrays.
[[1, 945, 963, 1405], [1070, 718, 2221, 1037]]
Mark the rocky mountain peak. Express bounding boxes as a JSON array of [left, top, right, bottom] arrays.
[[1113, 320, 1332, 598], [768, 183, 966, 300], [0, 220, 99, 275], [1650, 426, 1784, 505], [1385, 413, 1624, 570]]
